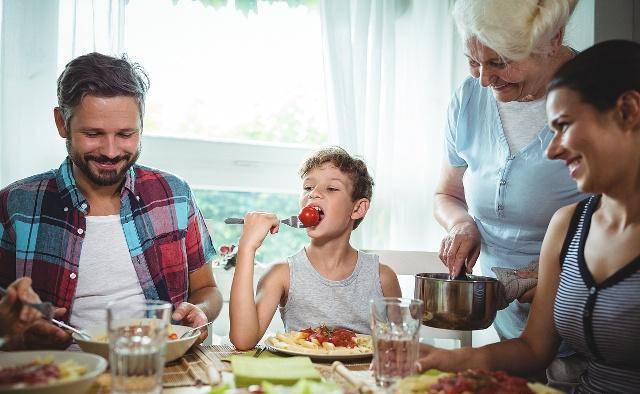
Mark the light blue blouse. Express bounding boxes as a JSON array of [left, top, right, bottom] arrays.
[[444, 77, 586, 351]]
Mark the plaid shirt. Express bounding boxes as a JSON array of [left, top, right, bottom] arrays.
[[0, 158, 216, 322]]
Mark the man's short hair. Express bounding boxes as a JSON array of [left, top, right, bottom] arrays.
[[56, 52, 150, 131], [299, 146, 374, 229]]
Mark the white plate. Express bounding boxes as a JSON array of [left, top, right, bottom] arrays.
[[264, 338, 373, 361], [0, 351, 107, 394], [73, 323, 199, 363]]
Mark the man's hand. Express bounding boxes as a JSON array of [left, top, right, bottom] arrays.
[[23, 307, 72, 350], [172, 302, 208, 344]]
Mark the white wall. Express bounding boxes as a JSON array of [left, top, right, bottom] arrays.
[[0, 0, 64, 187], [566, 0, 595, 50]]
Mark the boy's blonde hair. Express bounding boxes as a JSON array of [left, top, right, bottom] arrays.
[[299, 146, 373, 229]]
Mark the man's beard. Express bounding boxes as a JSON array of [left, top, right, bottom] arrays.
[[66, 139, 140, 187]]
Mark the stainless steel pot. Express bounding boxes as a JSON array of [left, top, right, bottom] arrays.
[[414, 273, 499, 331]]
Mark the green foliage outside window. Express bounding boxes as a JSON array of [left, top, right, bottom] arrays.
[[173, 0, 318, 15], [145, 98, 327, 146], [194, 189, 309, 264]]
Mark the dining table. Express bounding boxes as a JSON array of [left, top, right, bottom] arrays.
[[86, 334, 377, 394]]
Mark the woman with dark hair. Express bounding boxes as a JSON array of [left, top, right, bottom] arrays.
[[417, 40, 640, 393]]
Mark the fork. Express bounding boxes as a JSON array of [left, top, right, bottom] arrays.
[[179, 320, 215, 339], [224, 216, 307, 229], [50, 318, 93, 340], [0, 285, 55, 320], [253, 344, 266, 358], [0, 285, 92, 340]]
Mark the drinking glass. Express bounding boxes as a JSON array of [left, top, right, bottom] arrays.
[[107, 300, 172, 394], [370, 297, 424, 388]]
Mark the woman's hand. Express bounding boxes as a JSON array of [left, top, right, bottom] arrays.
[[0, 278, 43, 337], [22, 307, 72, 350], [439, 221, 481, 277], [415, 343, 462, 373]]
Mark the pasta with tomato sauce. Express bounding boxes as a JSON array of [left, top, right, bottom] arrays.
[[267, 325, 372, 355]]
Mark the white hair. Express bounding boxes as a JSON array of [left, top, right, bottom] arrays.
[[452, 0, 578, 61]]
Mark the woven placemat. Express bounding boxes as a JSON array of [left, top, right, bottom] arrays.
[[164, 352, 212, 387], [314, 364, 376, 393], [88, 348, 215, 393], [198, 344, 243, 372]]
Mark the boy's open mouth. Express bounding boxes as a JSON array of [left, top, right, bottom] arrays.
[[314, 206, 325, 222]]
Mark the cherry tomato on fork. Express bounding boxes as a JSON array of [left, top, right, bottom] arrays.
[[298, 206, 320, 227]]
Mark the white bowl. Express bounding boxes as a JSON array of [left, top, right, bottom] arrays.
[[73, 324, 199, 363], [0, 350, 107, 394]]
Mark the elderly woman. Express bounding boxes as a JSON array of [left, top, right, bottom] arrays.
[[435, 0, 585, 344], [420, 39, 640, 393]]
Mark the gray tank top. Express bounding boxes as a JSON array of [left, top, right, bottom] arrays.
[[279, 248, 384, 334]]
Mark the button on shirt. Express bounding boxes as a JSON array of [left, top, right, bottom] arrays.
[[0, 158, 216, 322], [444, 77, 586, 343]]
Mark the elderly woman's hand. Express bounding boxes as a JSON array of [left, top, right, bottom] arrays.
[[515, 270, 538, 304], [439, 221, 481, 277]]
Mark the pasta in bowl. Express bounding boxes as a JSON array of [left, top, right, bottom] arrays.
[[0, 351, 107, 394], [73, 323, 199, 363]]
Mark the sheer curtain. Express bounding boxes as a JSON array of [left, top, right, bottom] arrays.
[[0, 0, 124, 187], [0, 1, 62, 187], [57, 0, 126, 65], [320, 0, 466, 252]]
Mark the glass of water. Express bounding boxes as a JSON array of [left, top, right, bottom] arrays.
[[370, 297, 424, 388], [107, 299, 172, 394]]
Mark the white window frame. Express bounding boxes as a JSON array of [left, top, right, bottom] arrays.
[[141, 136, 316, 194]]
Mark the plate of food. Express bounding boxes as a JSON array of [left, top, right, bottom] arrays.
[[73, 322, 199, 363], [393, 368, 564, 393], [265, 325, 373, 360], [0, 351, 107, 394]]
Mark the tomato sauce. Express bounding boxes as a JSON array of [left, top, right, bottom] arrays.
[[428, 370, 534, 394], [0, 361, 61, 386], [300, 325, 357, 348]]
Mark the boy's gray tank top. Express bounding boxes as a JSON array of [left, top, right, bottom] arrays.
[[279, 248, 384, 334]]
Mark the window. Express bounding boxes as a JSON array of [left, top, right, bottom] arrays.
[[195, 189, 308, 264], [120, 0, 328, 258], [124, 0, 328, 145]]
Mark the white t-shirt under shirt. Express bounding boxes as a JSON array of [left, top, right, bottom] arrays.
[[497, 97, 548, 154], [69, 215, 146, 329]]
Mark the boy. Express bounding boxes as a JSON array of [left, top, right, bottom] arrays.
[[229, 147, 401, 350]]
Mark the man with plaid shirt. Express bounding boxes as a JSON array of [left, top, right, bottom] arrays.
[[0, 53, 221, 349]]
